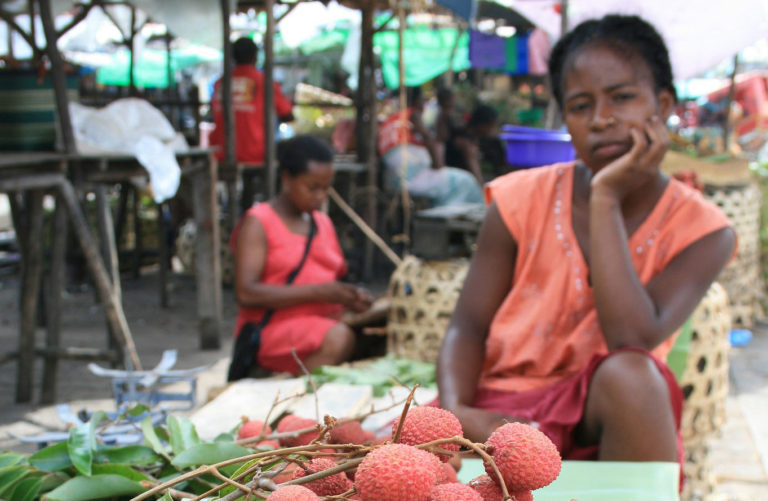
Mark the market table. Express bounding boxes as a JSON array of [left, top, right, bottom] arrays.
[[0, 148, 222, 404], [71, 148, 222, 350]]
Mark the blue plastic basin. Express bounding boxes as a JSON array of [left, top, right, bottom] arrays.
[[500, 130, 576, 168]]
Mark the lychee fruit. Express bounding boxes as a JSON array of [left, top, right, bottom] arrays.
[[392, 406, 463, 462], [292, 457, 353, 496], [436, 462, 458, 484], [329, 420, 373, 445], [276, 414, 318, 447], [354, 443, 442, 501], [429, 482, 484, 500], [256, 440, 280, 450], [266, 484, 320, 500], [238, 419, 272, 439], [469, 475, 503, 501], [511, 491, 533, 501], [484, 423, 561, 492]]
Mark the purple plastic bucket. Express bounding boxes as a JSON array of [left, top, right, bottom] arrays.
[[500, 131, 576, 168]]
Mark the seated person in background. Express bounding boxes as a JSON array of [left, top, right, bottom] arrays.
[[378, 87, 484, 207], [444, 104, 506, 183], [435, 87, 459, 144], [230, 135, 372, 376], [437, 14, 735, 470], [210, 37, 294, 165]]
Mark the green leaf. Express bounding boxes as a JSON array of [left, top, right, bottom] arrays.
[[91, 463, 150, 482], [66, 410, 108, 477], [42, 474, 144, 501], [0, 465, 30, 497], [0, 451, 28, 467], [38, 472, 69, 493], [218, 458, 261, 496], [29, 443, 72, 472], [158, 493, 174, 501], [141, 416, 169, 459], [7, 474, 43, 501], [171, 442, 251, 469], [123, 404, 151, 418], [214, 432, 236, 442], [167, 415, 201, 456], [154, 425, 170, 443], [94, 445, 161, 466]]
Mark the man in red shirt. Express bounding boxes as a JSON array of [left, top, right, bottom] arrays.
[[210, 37, 294, 165]]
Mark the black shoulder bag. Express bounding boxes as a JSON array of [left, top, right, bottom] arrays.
[[227, 216, 316, 381]]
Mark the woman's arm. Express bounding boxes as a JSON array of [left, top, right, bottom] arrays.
[[437, 202, 519, 442], [590, 121, 736, 350], [454, 135, 484, 184], [234, 215, 361, 310]]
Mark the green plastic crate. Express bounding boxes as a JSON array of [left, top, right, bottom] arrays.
[[457, 459, 680, 500]]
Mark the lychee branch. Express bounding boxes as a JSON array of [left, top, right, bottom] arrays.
[[392, 384, 418, 443]]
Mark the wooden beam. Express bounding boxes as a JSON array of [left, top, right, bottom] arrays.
[[56, 3, 94, 39], [0, 8, 43, 61]]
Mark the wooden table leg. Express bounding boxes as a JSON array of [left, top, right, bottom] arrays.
[[13, 190, 44, 403], [58, 180, 142, 370], [132, 187, 143, 278], [95, 184, 123, 363], [190, 157, 222, 349], [41, 193, 67, 404], [157, 202, 169, 308]]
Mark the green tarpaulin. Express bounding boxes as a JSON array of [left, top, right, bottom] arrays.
[[96, 44, 221, 88], [374, 27, 471, 89]]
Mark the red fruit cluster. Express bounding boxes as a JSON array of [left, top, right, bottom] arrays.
[[354, 443, 442, 501], [237, 419, 272, 440], [329, 420, 375, 445], [468, 475, 532, 501], [484, 422, 561, 492], [392, 406, 463, 462], [266, 484, 319, 500], [276, 414, 319, 447], [292, 457, 353, 496], [429, 482, 483, 500]]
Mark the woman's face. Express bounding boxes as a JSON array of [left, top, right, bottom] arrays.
[[283, 160, 334, 213], [561, 44, 674, 172]]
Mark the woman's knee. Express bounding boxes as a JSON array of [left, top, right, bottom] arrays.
[[323, 323, 356, 360], [591, 350, 671, 404]]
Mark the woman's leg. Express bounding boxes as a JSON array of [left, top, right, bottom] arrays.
[[302, 322, 355, 373], [576, 350, 678, 461]]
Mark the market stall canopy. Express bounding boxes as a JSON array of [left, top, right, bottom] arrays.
[[499, 0, 768, 80]]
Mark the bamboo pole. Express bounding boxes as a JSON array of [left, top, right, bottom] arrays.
[[722, 55, 739, 152], [329, 188, 401, 266], [397, 1, 410, 247]]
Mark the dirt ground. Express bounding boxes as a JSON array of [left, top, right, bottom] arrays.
[[0, 267, 766, 500]]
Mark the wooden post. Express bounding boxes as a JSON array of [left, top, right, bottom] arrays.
[[397, 1, 410, 247], [220, 0, 237, 227], [41, 193, 67, 404], [128, 5, 137, 96], [95, 174, 123, 363], [357, 5, 377, 280], [157, 202, 169, 308], [58, 179, 142, 370], [14, 190, 44, 403], [131, 187, 143, 278], [264, 0, 277, 199], [39, 0, 76, 154], [190, 156, 222, 349], [722, 55, 739, 151]]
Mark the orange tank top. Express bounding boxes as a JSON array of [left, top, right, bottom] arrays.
[[377, 108, 423, 155], [480, 162, 733, 393]]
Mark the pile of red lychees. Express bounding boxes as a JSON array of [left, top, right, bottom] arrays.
[[238, 406, 562, 501]]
